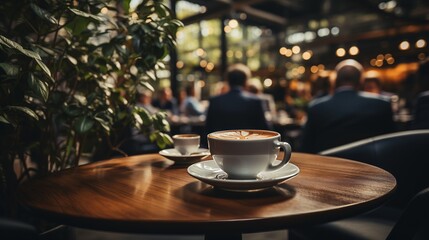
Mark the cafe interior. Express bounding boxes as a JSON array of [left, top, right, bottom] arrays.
[[2, 0, 429, 239]]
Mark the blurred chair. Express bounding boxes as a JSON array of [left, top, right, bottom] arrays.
[[290, 130, 429, 240], [290, 187, 429, 240], [0, 218, 72, 240], [320, 129, 429, 208], [0, 217, 37, 240]]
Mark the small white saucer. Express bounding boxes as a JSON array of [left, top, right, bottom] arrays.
[[159, 148, 210, 164], [187, 160, 299, 192]]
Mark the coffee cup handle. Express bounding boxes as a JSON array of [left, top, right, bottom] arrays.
[[267, 141, 292, 171]]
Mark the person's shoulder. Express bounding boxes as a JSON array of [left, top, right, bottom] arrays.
[[417, 90, 429, 98], [308, 95, 332, 108], [209, 92, 228, 104], [241, 91, 262, 101], [358, 91, 391, 103]]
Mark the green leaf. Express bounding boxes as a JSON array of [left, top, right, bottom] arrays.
[[149, 132, 157, 142], [139, 81, 155, 92], [7, 106, 39, 120], [101, 44, 114, 57], [153, 112, 170, 132], [137, 107, 152, 126], [146, 70, 156, 81], [170, 19, 184, 28], [66, 55, 78, 65], [30, 3, 58, 25], [64, 104, 82, 117], [28, 74, 49, 102], [68, 8, 105, 22], [35, 58, 54, 82], [122, 0, 131, 14], [94, 116, 110, 133], [0, 114, 10, 124], [155, 132, 172, 149], [74, 116, 94, 134], [159, 132, 173, 145], [133, 111, 143, 125], [73, 94, 87, 105], [0, 63, 19, 76], [0, 35, 41, 60]]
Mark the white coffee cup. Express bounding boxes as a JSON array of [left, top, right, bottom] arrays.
[[207, 129, 292, 179], [173, 134, 200, 155]]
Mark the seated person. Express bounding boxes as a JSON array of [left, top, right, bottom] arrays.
[[180, 85, 205, 117], [411, 58, 429, 129], [246, 78, 277, 121], [362, 71, 395, 99], [300, 59, 395, 153], [152, 87, 179, 115], [206, 63, 270, 133]]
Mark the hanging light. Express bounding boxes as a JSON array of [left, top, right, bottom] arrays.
[[399, 41, 410, 50], [349, 46, 359, 56], [336, 48, 346, 57]]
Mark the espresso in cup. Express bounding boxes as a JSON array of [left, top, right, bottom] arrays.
[[208, 130, 292, 179], [173, 134, 200, 155]]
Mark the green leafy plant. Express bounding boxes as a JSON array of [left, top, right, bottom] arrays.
[[0, 0, 181, 209]]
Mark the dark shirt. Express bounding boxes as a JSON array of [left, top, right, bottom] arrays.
[[412, 90, 429, 129], [205, 87, 270, 134], [300, 88, 395, 153], [152, 98, 179, 115]]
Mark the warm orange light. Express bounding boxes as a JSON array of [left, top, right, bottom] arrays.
[[199, 60, 208, 68], [279, 47, 288, 55], [292, 46, 301, 54], [176, 61, 184, 69], [302, 51, 312, 60], [310, 65, 319, 73], [206, 62, 215, 71], [195, 48, 205, 57], [336, 48, 346, 57], [386, 57, 395, 65], [399, 41, 410, 50], [263, 78, 273, 87], [375, 59, 383, 67], [349, 46, 359, 55], [228, 19, 239, 28], [416, 39, 426, 48], [285, 49, 293, 57]]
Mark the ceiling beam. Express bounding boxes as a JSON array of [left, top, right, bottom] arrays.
[[273, 0, 305, 10], [181, 3, 231, 25], [236, 5, 287, 26], [298, 24, 429, 49], [181, 0, 288, 27]]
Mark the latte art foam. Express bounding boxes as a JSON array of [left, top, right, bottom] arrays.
[[210, 130, 275, 140]]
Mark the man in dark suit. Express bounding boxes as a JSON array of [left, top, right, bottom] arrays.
[[412, 58, 429, 129], [205, 63, 270, 134], [300, 59, 395, 153]]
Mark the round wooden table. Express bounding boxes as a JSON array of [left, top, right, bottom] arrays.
[[17, 153, 396, 239]]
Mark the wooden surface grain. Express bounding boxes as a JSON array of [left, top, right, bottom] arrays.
[[17, 153, 396, 234]]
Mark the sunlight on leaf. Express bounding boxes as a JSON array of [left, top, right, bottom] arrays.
[[30, 3, 58, 25], [75, 116, 94, 134], [68, 8, 105, 21], [7, 106, 39, 120], [0, 63, 19, 76]]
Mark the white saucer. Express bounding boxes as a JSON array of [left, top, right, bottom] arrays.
[[159, 148, 210, 164], [187, 160, 299, 192]]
